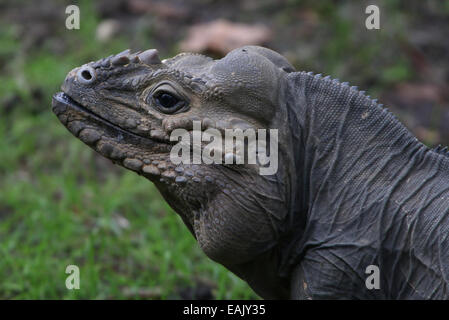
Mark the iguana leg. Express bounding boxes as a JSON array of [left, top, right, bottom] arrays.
[[290, 263, 314, 299], [290, 249, 383, 300]]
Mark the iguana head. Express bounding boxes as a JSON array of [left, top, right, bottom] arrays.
[[52, 46, 297, 278]]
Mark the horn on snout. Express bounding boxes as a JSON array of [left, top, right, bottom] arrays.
[[138, 49, 161, 65]]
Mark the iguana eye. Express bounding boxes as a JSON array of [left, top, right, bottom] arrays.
[[152, 91, 186, 114], [156, 92, 178, 108]]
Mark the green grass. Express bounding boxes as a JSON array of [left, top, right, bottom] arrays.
[[0, 1, 257, 299], [0, 136, 256, 299]]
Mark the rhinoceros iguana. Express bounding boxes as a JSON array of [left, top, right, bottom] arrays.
[[52, 46, 449, 299]]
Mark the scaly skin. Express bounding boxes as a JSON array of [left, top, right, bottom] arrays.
[[52, 46, 449, 299]]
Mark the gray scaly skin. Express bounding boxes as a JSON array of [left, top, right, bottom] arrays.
[[52, 46, 449, 299]]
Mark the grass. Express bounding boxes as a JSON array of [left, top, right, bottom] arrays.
[[0, 1, 257, 299], [0, 147, 256, 299]]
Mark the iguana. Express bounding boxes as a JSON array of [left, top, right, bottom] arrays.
[[52, 46, 449, 299]]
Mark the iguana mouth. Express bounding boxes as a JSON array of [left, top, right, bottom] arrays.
[[52, 92, 170, 145]]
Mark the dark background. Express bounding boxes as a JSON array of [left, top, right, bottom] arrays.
[[0, 0, 448, 299]]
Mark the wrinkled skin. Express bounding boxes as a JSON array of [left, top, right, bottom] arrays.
[[53, 46, 449, 299]]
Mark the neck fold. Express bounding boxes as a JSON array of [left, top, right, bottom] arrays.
[[279, 71, 427, 276]]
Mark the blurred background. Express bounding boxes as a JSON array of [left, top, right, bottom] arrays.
[[0, 0, 448, 299]]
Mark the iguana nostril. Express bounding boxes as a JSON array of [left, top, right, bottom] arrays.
[[81, 70, 92, 80], [77, 66, 95, 84]]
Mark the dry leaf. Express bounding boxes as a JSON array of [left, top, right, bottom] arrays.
[[180, 19, 272, 55]]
